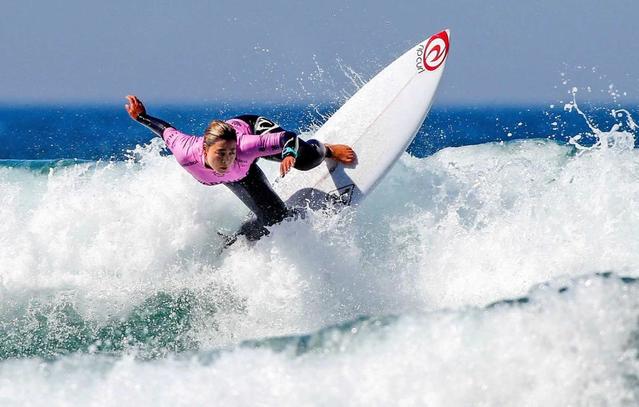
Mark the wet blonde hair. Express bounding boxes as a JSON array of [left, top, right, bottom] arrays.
[[204, 120, 237, 147]]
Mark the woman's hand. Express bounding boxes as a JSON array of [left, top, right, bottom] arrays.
[[280, 156, 296, 177], [125, 95, 146, 120]]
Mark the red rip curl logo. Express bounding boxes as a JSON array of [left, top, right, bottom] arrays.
[[416, 30, 449, 73]]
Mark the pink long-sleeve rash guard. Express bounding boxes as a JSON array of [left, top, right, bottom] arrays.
[[161, 118, 283, 185]]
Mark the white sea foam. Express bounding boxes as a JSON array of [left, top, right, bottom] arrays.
[[0, 275, 637, 406]]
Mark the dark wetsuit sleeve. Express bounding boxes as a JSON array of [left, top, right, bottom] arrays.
[[136, 113, 173, 139]]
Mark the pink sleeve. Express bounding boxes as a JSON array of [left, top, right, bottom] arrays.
[[238, 132, 283, 161], [161, 128, 201, 164]]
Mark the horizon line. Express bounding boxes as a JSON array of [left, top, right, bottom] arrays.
[[0, 100, 635, 109]]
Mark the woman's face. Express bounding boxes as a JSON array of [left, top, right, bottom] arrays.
[[204, 139, 237, 174]]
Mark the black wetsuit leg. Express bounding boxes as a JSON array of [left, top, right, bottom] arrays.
[[224, 115, 331, 242], [224, 163, 289, 241], [287, 139, 328, 170]]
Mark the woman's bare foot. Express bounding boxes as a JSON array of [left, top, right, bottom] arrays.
[[325, 144, 356, 164]]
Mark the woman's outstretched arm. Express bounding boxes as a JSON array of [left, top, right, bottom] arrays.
[[125, 95, 173, 138]]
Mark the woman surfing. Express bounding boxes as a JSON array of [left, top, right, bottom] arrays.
[[125, 95, 356, 241]]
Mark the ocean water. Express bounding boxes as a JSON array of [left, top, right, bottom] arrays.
[[1, 101, 639, 406]]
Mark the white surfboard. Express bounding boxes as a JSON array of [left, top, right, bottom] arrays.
[[275, 29, 450, 209]]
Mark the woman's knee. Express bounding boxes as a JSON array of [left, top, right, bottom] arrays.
[[294, 139, 326, 171]]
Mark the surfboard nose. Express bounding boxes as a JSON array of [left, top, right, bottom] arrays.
[[421, 30, 450, 73], [430, 29, 450, 39]]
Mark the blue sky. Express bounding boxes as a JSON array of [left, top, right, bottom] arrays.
[[2, 0, 638, 105]]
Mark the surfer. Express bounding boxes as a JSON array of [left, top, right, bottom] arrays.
[[124, 95, 355, 241]]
